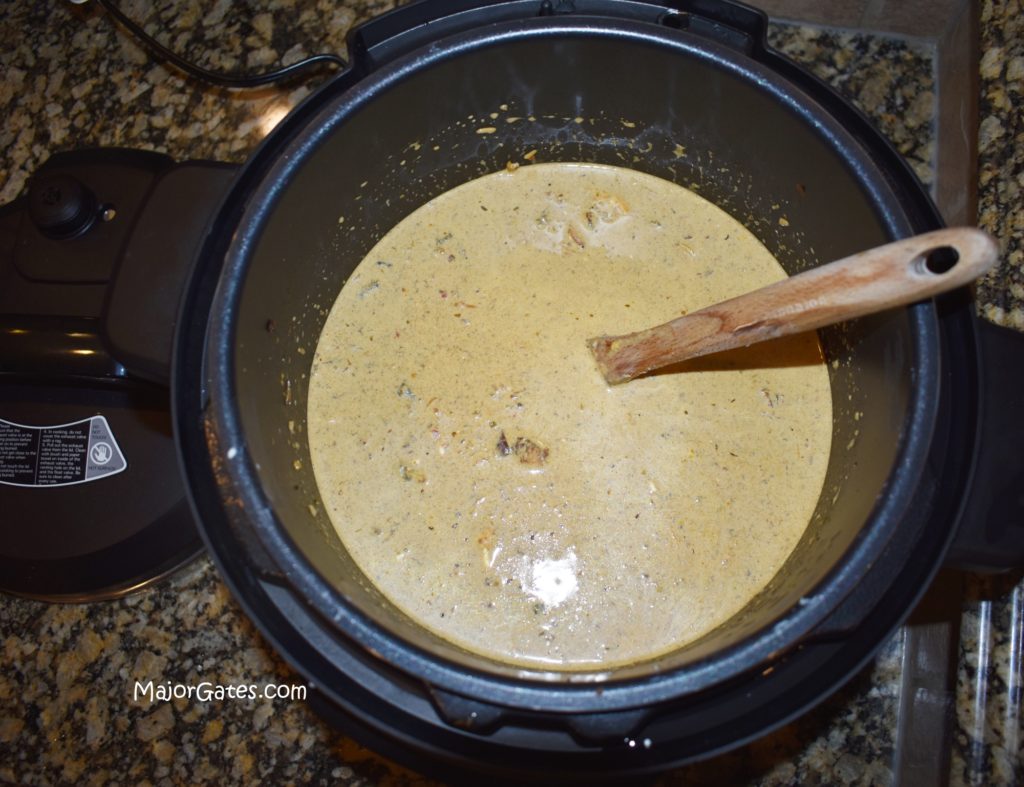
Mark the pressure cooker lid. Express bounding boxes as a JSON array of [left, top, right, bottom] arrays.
[[0, 382, 201, 601], [0, 150, 218, 601]]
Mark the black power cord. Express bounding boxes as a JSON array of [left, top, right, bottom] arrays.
[[90, 0, 347, 88]]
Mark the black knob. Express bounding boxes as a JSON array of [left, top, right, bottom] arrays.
[[27, 173, 99, 239]]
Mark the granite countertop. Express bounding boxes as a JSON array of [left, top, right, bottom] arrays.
[[0, 0, 1021, 784]]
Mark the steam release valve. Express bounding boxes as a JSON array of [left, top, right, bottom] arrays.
[[28, 173, 99, 239]]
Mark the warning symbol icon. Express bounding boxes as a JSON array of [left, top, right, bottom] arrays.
[[85, 417, 126, 481], [90, 442, 113, 465]]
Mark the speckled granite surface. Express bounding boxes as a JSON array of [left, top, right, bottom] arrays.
[[952, 3, 1024, 785], [953, 573, 1024, 786], [0, 0, 1021, 784], [975, 0, 1024, 326]]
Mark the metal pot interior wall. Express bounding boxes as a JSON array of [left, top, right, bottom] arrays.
[[226, 30, 918, 680]]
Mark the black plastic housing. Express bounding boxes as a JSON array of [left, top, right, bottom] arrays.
[[172, 0, 1022, 779], [0, 149, 235, 600]]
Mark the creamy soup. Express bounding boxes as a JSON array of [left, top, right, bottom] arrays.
[[308, 162, 832, 670]]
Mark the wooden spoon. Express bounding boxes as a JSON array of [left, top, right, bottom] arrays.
[[588, 227, 1000, 385]]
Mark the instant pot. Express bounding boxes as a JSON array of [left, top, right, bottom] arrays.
[[2, 0, 1023, 780]]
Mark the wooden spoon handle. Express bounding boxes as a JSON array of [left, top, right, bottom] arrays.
[[589, 227, 1000, 384]]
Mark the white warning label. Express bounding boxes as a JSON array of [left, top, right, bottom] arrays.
[[0, 416, 127, 487]]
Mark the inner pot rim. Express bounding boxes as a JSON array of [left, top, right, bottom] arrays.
[[202, 17, 941, 709]]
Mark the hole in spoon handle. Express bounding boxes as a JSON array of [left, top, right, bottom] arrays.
[[901, 227, 999, 288], [920, 245, 960, 275]]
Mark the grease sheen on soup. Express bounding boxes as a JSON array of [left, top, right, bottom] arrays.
[[308, 162, 832, 670]]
